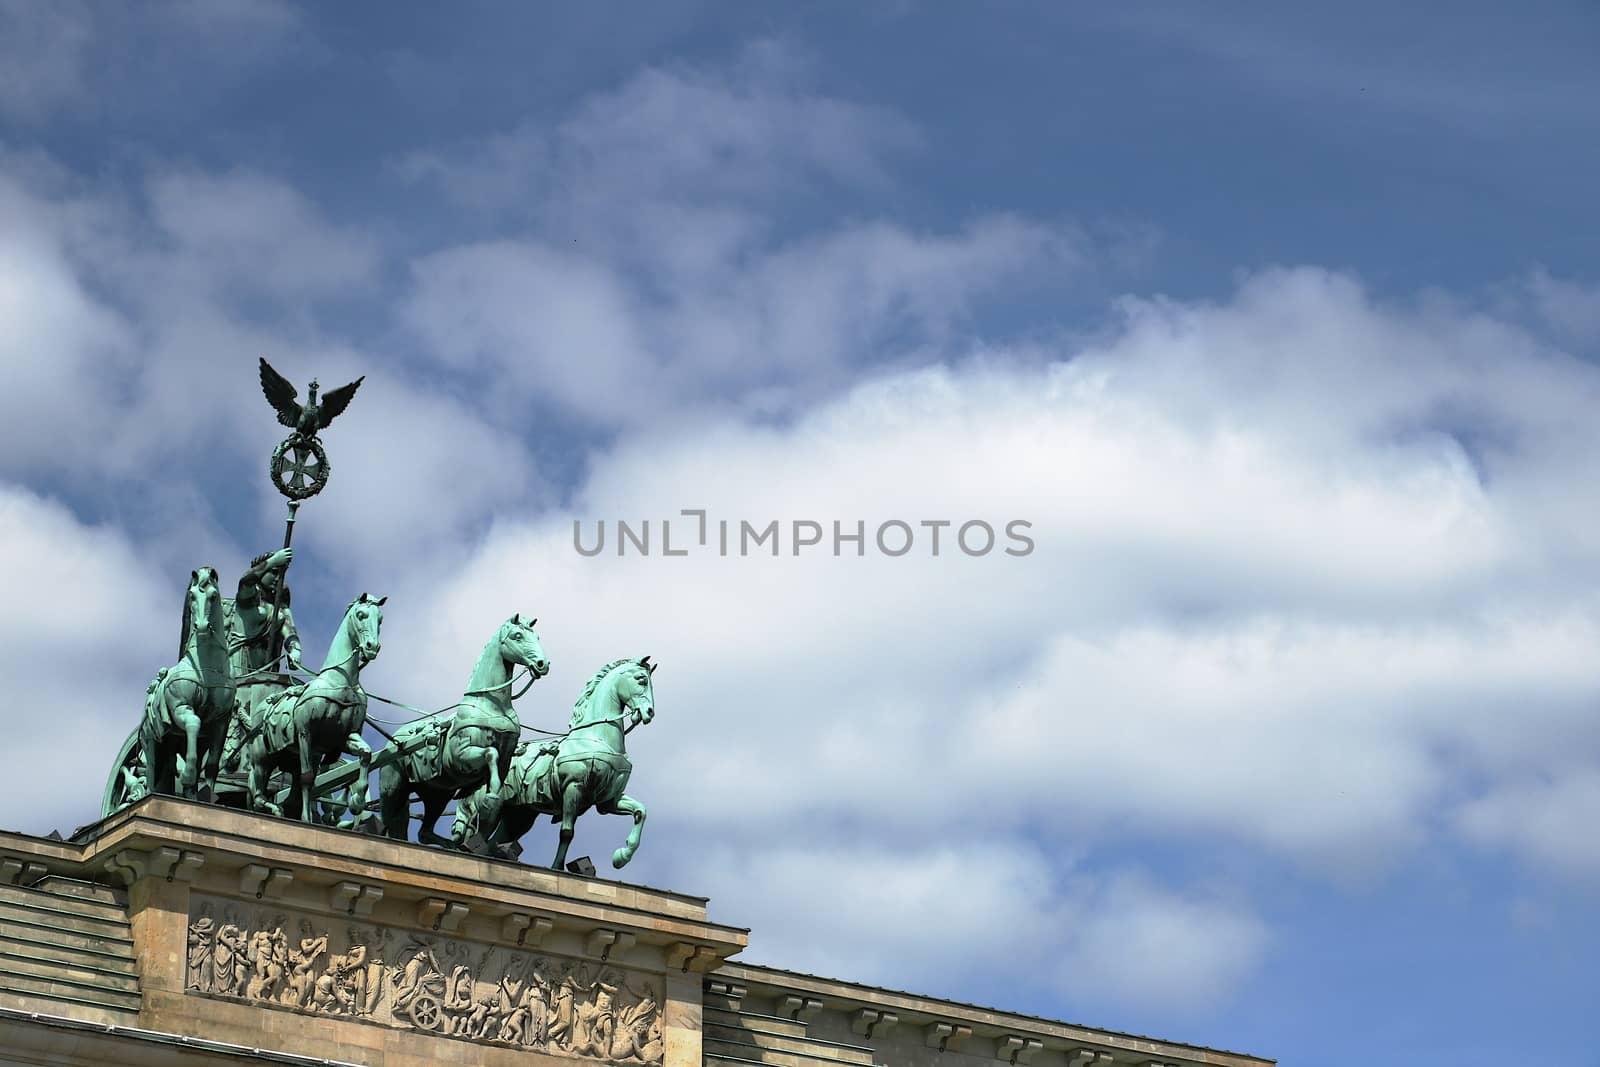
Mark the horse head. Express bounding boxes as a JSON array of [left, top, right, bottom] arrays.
[[619, 656, 656, 726], [501, 613, 551, 679], [180, 566, 223, 654], [343, 593, 385, 665]]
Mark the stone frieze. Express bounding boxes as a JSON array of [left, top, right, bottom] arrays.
[[183, 893, 663, 1060]]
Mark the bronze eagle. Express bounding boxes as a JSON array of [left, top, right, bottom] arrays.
[[258, 357, 364, 441]]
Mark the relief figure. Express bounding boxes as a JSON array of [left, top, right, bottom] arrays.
[[548, 963, 578, 1049], [286, 925, 326, 1007], [312, 940, 368, 1015], [213, 922, 247, 997], [182, 899, 663, 1063], [186, 917, 215, 992], [614, 992, 661, 1063]]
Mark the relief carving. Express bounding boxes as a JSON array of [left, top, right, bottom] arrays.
[[187, 916, 215, 991], [185, 895, 663, 1061]]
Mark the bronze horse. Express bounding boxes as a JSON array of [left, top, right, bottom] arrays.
[[461, 657, 655, 870], [239, 593, 384, 821], [140, 567, 236, 801], [379, 615, 549, 847]]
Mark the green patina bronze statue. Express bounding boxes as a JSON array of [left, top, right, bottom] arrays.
[[237, 594, 384, 823], [258, 358, 363, 500], [104, 359, 667, 875], [219, 548, 302, 769], [456, 657, 655, 870], [138, 567, 237, 802], [378, 615, 550, 848]]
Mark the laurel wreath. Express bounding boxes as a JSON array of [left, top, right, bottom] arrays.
[[270, 435, 331, 500]]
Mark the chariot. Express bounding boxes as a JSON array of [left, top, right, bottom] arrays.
[[101, 716, 428, 827]]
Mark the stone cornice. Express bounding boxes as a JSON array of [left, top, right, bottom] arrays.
[[3, 797, 748, 967], [0, 1005, 367, 1067], [713, 963, 1273, 1067]]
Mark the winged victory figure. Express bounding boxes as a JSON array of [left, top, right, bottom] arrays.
[[259, 357, 364, 443]]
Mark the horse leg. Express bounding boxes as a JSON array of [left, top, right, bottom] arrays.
[[175, 703, 202, 799], [551, 778, 584, 871], [416, 790, 452, 848], [599, 794, 647, 870], [296, 719, 316, 824], [344, 733, 373, 824], [488, 808, 537, 852], [377, 764, 409, 840], [140, 718, 161, 799], [200, 715, 228, 803], [450, 791, 481, 850], [247, 744, 280, 817], [453, 752, 503, 848]]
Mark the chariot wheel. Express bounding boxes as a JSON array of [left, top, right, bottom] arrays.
[[406, 993, 446, 1033], [102, 728, 147, 818]]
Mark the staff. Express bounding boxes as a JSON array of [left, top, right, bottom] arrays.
[[257, 356, 364, 670]]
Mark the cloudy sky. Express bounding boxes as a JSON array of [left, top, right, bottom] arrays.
[[4, 2, 1599, 1063]]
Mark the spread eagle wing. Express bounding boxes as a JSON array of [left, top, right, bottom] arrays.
[[258, 358, 302, 429], [316, 375, 365, 430]]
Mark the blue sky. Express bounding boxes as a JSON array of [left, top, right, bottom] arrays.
[[4, 3, 1600, 1065]]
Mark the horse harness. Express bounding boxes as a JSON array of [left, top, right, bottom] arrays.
[[241, 680, 367, 753]]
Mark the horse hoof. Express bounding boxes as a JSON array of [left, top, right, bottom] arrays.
[[611, 848, 633, 869]]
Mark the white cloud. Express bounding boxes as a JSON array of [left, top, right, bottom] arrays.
[[0, 152, 545, 707], [262, 362, 549, 580], [974, 615, 1600, 870], [398, 43, 1091, 426], [404, 216, 1082, 426], [391, 345, 1530, 864], [400, 40, 918, 222], [675, 843, 1267, 1015], [0, 164, 378, 480], [147, 170, 377, 297], [352, 266, 1600, 1011], [0, 174, 133, 474], [0, 484, 171, 834], [404, 242, 651, 423], [1513, 269, 1600, 350], [1457, 771, 1600, 879], [0, 159, 524, 562], [550, 42, 917, 204], [158, 0, 302, 39], [1056, 873, 1270, 1013]]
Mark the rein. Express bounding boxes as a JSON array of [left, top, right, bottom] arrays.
[[157, 624, 236, 688], [180, 625, 641, 743], [569, 712, 648, 735]]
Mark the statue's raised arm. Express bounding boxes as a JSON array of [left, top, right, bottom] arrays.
[[231, 547, 301, 672]]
